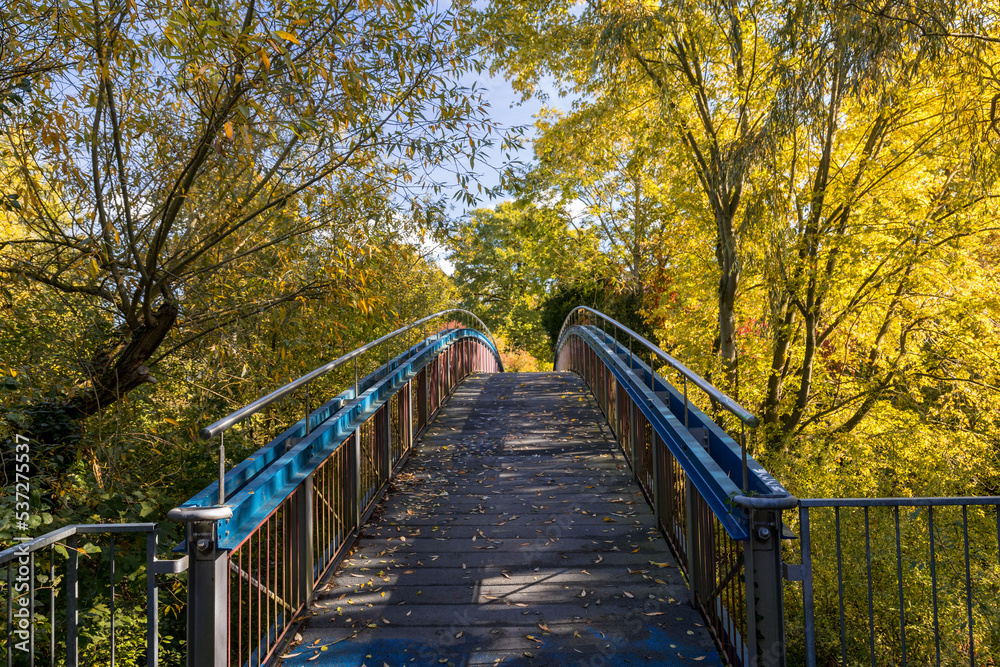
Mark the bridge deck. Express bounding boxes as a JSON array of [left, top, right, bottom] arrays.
[[281, 372, 721, 666]]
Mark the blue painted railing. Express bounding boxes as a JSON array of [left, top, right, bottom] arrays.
[[555, 306, 1000, 667], [167, 312, 502, 667], [555, 307, 792, 667]]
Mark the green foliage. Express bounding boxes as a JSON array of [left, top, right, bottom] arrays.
[[0, 0, 507, 445], [447, 200, 599, 366]]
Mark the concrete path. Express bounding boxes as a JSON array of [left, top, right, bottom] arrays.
[[280, 372, 721, 666]]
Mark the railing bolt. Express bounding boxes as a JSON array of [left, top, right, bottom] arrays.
[[756, 525, 772, 542]]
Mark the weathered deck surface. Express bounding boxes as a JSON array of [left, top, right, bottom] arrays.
[[281, 372, 721, 666]]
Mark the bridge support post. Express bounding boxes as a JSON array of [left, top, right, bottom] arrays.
[[745, 508, 787, 667], [407, 379, 414, 449], [651, 427, 661, 523], [166, 506, 233, 667], [382, 402, 391, 484], [684, 474, 697, 607], [353, 428, 363, 528], [298, 472, 315, 605]]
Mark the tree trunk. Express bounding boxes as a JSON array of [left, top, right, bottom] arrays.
[[69, 300, 179, 417], [762, 301, 795, 426], [716, 207, 740, 393]]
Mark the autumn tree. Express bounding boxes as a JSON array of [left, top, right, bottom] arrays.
[[528, 97, 702, 307], [0, 0, 501, 451], [447, 200, 596, 364]]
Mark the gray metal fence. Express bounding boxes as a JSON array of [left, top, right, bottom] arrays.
[[0, 523, 187, 666], [785, 497, 1000, 666]]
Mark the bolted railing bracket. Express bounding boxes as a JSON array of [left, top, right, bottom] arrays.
[[782, 562, 804, 582]]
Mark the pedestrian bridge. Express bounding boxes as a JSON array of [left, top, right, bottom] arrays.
[[2, 309, 998, 667]]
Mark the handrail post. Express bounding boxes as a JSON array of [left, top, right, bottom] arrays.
[[745, 507, 788, 666], [741, 424, 749, 493], [167, 506, 233, 667], [305, 386, 311, 436], [218, 434, 225, 506]]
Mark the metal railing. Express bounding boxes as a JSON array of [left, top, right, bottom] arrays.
[[555, 312, 791, 666], [168, 316, 502, 667], [557, 306, 758, 490], [0, 523, 187, 666], [786, 496, 1000, 666], [198, 310, 498, 507], [555, 306, 1000, 667]]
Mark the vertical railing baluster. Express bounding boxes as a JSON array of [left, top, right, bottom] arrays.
[[146, 530, 159, 667], [895, 507, 907, 667], [109, 536, 114, 667], [238, 543, 243, 666], [835, 507, 846, 665], [865, 507, 874, 667], [929, 505, 940, 667], [801, 506, 816, 667], [67, 534, 78, 667], [963, 505, 975, 667], [49, 545, 55, 667], [266, 514, 271, 655]]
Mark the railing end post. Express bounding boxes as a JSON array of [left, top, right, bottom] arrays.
[[744, 505, 789, 667], [167, 506, 232, 667]]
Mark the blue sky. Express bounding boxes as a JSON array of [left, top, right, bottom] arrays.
[[422, 71, 554, 272]]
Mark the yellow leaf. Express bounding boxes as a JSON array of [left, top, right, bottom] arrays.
[[224, 121, 234, 141], [259, 49, 270, 71], [274, 30, 300, 44], [164, 417, 180, 426], [89, 257, 100, 278]]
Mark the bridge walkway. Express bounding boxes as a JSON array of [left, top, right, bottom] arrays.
[[280, 372, 721, 666]]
